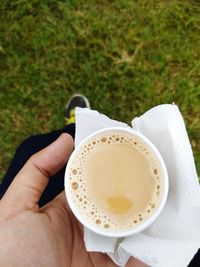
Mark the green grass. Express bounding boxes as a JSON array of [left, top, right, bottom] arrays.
[[0, 0, 200, 180]]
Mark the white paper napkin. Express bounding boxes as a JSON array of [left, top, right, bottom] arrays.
[[74, 104, 200, 267]]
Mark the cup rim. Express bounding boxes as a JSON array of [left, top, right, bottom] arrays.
[[65, 127, 169, 237]]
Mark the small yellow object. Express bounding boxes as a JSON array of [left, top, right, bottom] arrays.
[[107, 195, 133, 214], [65, 109, 75, 124]]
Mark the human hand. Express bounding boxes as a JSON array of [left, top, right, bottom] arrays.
[[0, 133, 146, 267]]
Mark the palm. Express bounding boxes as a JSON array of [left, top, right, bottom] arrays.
[[0, 195, 145, 267]]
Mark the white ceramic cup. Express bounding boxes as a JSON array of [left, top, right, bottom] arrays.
[[65, 127, 168, 237]]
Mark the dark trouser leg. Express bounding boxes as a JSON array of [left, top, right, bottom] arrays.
[[0, 124, 75, 207], [188, 249, 200, 267]]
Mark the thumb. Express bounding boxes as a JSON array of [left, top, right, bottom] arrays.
[[1, 133, 73, 213]]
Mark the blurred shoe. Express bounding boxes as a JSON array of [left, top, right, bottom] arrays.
[[65, 94, 90, 125]]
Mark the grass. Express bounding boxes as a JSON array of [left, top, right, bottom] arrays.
[[0, 0, 200, 180]]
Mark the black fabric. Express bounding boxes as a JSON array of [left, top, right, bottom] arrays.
[[0, 122, 199, 265], [0, 124, 75, 207], [188, 249, 200, 267]]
